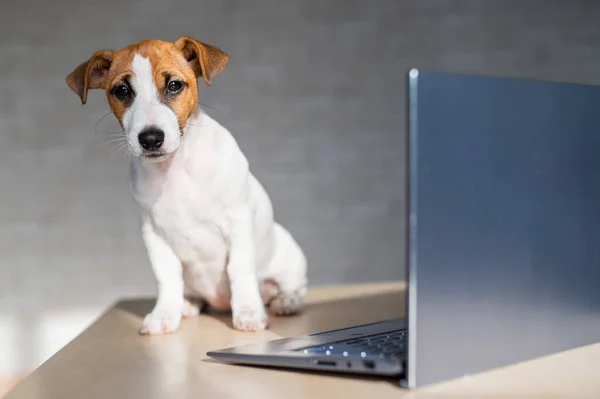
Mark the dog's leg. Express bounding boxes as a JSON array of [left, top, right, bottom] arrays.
[[140, 219, 184, 335], [182, 278, 207, 318], [181, 298, 205, 318], [227, 207, 269, 332], [262, 280, 306, 316], [260, 223, 308, 316]]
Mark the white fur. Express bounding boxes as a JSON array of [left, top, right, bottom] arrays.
[[126, 54, 307, 334], [124, 55, 181, 158]]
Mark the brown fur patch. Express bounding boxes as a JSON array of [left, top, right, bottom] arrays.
[[105, 40, 199, 129], [66, 38, 229, 130]]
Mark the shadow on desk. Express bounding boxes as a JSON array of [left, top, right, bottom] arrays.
[[115, 288, 404, 337], [114, 288, 405, 388]]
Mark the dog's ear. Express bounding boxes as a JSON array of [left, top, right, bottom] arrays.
[[66, 50, 114, 104], [174, 36, 229, 85]]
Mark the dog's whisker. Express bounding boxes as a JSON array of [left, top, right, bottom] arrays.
[[109, 143, 125, 156], [110, 148, 126, 161], [199, 103, 224, 117], [106, 136, 127, 142], [94, 111, 116, 136], [101, 141, 127, 151], [99, 137, 128, 148], [110, 143, 129, 160], [99, 130, 125, 136], [104, 133, 126, 140]]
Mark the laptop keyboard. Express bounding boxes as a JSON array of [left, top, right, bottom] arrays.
[[298, 329, 407, 360]]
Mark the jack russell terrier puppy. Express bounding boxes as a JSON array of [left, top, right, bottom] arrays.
[[66, 37, 307, 334]]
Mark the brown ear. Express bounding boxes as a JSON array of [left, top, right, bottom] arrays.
[[174, 36, 229, 85], [66, 50, 114, 104]]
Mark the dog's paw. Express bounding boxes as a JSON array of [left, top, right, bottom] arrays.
[[181, 298, 203, 318], [232, 308, 269, 332], [140, 308, 182, 335], [269, 292, 304, 316]]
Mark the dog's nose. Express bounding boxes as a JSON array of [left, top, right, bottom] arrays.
[[138, 127, 165, 151]]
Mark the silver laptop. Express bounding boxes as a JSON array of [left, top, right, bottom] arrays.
[[208, 69, 600, 388]]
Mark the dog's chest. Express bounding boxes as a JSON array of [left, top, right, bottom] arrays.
[[133, 164, 228, 263]]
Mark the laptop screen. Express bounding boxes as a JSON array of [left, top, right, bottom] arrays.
[[405, 70, 600, 387]]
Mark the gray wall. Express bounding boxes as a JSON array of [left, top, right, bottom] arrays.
[[1, 0, 600, 374]]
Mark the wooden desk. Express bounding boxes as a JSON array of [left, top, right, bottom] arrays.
[[5, 283, 600, 398]]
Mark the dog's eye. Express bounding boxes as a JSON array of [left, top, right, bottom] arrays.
[[167, 80, 184, 94], [112, 84, 130, 99]]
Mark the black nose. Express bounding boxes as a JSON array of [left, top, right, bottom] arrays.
[[138, 127, 164, 151]]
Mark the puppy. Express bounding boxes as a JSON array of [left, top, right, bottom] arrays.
[[66, 37, 307, 334]]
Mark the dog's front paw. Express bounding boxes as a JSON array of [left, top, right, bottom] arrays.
[[233, 308, 269, 332], [140, 308, 182, 335]]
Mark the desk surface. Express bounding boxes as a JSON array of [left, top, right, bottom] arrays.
[[5, 283, 600, 398]]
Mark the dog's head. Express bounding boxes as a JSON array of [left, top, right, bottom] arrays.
[[66, 37, 229, 162]]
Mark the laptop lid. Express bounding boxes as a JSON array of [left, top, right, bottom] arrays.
[[403, 70, 600, 387]]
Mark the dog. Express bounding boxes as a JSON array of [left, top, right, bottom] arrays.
[[66, 36, 307, 334]]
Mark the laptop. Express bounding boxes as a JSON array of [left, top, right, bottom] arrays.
[[208, 70, 600, 388]]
